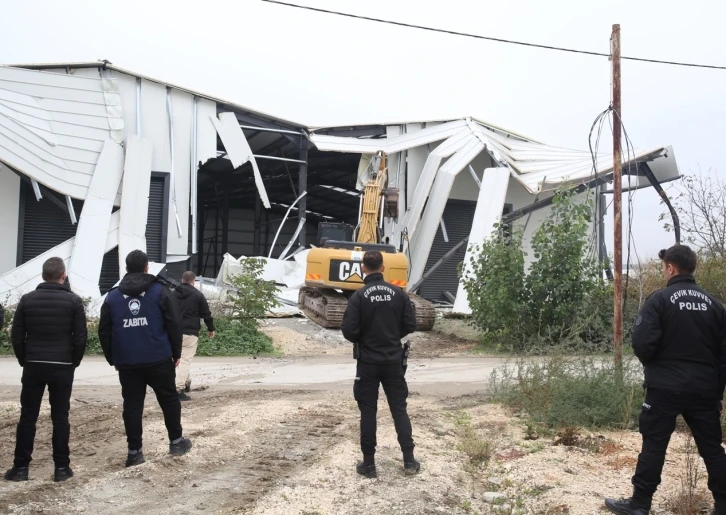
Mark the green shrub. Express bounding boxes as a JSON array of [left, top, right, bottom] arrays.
[[85, 319, 102, 355], [196, 317, 275, 356], [463, 190, 611, 353], [490, 356, 643, 430], [0, 303, 14, 354], [227, 258, 280, 328]]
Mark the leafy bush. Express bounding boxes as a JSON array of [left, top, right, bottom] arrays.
[[226, 258, 279, 328], [0, 303, 13, 354], [490, 356, 643, 430], [464, 226, 527, 339], [463, 190, 610, 353], [85, 319, 102, 355], [196, 317, 275, 356]]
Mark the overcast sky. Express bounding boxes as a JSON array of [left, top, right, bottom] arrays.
[[2, 0, 725, 261]]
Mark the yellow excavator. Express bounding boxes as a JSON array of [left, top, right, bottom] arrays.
[[299, 152, 436, 331]]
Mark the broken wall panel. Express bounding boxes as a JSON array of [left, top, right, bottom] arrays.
[[68, 140, 124, 298], [118, 136, 153, 278], [400, 132, 478, 250], [407, 139, 484, 286], [212, 112, 269, 209], [452, 167, 510, 314], [0, 211, 120, 305], [167, 89, 194, 258], [0, 66, 124, 200], [311, 119, 468, 154], [0, 165, 19, 275], [196, 98, 218, 165]]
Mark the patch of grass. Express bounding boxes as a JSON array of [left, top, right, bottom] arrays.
[[196, 317, 275, 356], [490, 355, 643, 431]]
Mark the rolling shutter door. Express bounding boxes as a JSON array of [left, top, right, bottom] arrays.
[[20, 176, 167, 294], [418, 200, 476, 303], [19, 183, 83, 264], [146, 175, 166, 263]]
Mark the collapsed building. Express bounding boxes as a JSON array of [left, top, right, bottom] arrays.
[[0, 61, 680, 315]]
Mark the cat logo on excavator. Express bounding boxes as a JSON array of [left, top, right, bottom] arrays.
[[330, 260, 366, 283]]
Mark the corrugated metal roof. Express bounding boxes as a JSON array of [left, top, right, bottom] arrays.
[[5, 61, 308, 130], [0, 65, 124, 199]]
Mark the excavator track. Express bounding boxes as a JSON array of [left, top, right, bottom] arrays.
[[409, 293, 436, 332], [298, 287, 349, 329], [299, 287, 437, 332]]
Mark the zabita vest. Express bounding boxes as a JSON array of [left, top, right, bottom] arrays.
[[105, 282, 172, 367]]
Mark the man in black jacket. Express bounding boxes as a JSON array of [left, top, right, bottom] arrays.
[[99, 250, 192, 467], [606, 245, 726, 515], [341, 250, 419, 478], [173, 271, 215, 401], [4, 257, 87, 483]]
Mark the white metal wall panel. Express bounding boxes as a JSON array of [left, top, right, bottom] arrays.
[[311, 119, 467, 154], [0, 165, 19, 275], [212, 112, 269, 209], [119, 136, 153, 278], [68, 140, 124, 298], [0, 66, 124, 200], [407, 139, 484, 286], [452, 168, 510, 314], [114, 72, 138, 139], [196, 98, 217, 165], [140, 79, 170, 173], [400, 132, 476, 249], [167, 89, 193, 257]]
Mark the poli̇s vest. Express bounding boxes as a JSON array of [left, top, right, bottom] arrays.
[[105, 282, 172, 367]]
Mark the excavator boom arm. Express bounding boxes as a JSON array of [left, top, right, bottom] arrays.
[[356, 153, 388, 244]]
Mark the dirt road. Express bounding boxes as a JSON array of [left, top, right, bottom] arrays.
[[0, 323, 707, 514]]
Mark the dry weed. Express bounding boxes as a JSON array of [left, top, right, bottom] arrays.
[[668, 434, 710, 515]]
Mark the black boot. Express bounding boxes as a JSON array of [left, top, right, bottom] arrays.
[[170, 437, 193, 456], [178, 390, 192, 402], [404, 458, 421, 475], [54, 467, 73, 482], [356, 461, 377, 478], [125, 450, 145, 467], [3, 466, 28, 482], [184, 379, 192, 393], [604, 496, 650, 515]]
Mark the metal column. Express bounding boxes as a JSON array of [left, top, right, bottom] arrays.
[[253, 195, 262, 255], [221, 187, 230, 255], [298, 141, 308, 248]]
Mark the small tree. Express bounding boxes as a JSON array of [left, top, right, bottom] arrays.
[[661, 169, 726, 259], [463, 226, 527, 341], [227, 258, 279, 327], [526, 191, 600, 334], [464, 190, 609, 352]]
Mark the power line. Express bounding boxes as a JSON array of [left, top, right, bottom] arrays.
[[261, 0, 726, 71]]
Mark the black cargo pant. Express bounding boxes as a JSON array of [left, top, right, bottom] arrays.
[[118, 359, 182, 451], [354, 361, 414, 457], [633, 388, 726, 502], [14, 363, 75, 468]]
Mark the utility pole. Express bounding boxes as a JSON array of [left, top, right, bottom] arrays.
[[612, 24, 623, 367]]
